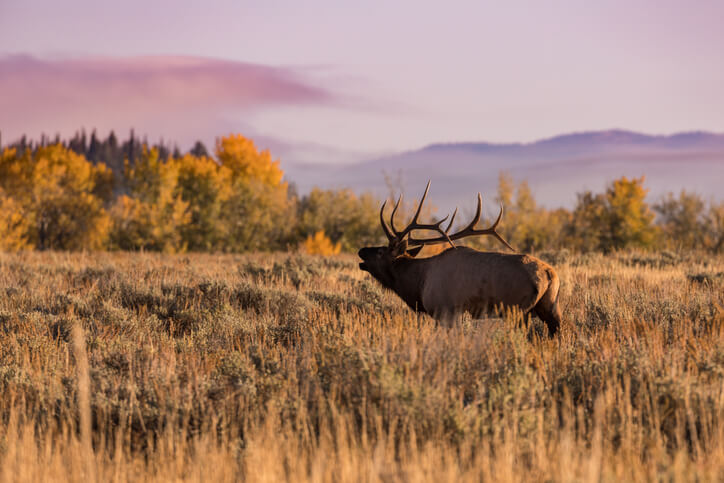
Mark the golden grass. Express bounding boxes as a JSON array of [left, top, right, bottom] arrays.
[[0, 250, 723, 482]]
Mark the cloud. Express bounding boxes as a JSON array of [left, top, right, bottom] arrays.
[[0, 54, 335, 147]]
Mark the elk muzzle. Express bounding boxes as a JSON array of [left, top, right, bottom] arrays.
[[358, 247, 375, 272]]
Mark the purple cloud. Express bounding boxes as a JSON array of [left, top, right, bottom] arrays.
[[0, 54, 335, 147]]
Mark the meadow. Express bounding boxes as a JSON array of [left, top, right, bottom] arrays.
[[0, 249, 723, 482]]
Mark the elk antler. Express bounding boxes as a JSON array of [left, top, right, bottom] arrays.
[[379, 200, 395, 242], [380, 181, 455, 248], [406, 192, 516, 252]]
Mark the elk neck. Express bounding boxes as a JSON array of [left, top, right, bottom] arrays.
[[388, 255, 430, 313]]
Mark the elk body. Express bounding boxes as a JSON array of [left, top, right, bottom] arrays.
[[358, 182, 562, 336]]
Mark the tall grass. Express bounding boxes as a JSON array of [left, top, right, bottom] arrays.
[[0, 250, 723, 481]]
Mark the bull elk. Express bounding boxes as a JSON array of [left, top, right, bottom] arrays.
[[358, 181, 562, 336]]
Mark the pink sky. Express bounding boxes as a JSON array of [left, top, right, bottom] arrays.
[[1, 0, 723, 163], [0, 54, 334, 150]]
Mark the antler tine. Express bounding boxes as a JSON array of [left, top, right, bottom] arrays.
[[461, 193, 482, 231], [445, 207, 458, 233], [390, 194, 403, 233], [411, 180, 432, 225], [454, 196, 515, 251], [489, 202, 504, 230], [487, 204, 516, 252], [393, 180, 434, 238], [392, 180, 431, 238], [379, 200, 395, 241]]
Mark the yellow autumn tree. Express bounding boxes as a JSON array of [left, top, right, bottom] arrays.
[[112, 135, 292, 252], [602, 176, 657, 250], [481, 172, 568, 253], [0, 145, 111, 250], [173, 153, 232, 251], [110, 147, 189, 252], [0, 189, 32, 251], [0, 149, 32, 250], [302, 230, 341, 255], [216, 134, 284, 186], [566, 176, 657, 252], [215, 134, 293, 251]]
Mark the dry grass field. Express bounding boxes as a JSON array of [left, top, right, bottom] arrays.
[[1, 250, 723, 482]]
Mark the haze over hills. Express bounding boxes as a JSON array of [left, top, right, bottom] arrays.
[[283, 129, 724, 213]]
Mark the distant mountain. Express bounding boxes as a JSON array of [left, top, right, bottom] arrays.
[[283, 129, 724, 212]]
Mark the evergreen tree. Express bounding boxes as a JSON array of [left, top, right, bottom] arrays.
[[88, 130, 101, 162], [190, 141, 209, 157]]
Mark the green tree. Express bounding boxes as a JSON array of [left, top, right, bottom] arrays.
[[654, 190, 706, 249], [297, 188, 382, 252], [704, 201, 724, 253], [220, 179, 294, 252], [511, 180, 541, 252], [566, 191, 607, 252], [489, 172, 567, 252]]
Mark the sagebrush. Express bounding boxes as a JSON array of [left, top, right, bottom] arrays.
[[0, 250, 723, 481]]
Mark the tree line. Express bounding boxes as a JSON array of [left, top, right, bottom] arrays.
[[488, 173, 724, 254], [0, 132, 381, 253], [0, 131, 722, 254]]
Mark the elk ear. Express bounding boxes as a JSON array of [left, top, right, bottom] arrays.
[[405, 245, 424, 258]]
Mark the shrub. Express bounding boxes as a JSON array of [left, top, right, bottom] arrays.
[[301, 230, 341, 256]]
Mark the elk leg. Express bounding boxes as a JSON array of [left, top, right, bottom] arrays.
[[533, 296, 561, 337], [531, 267, 561, 337], [433, 308, 458, 328]]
